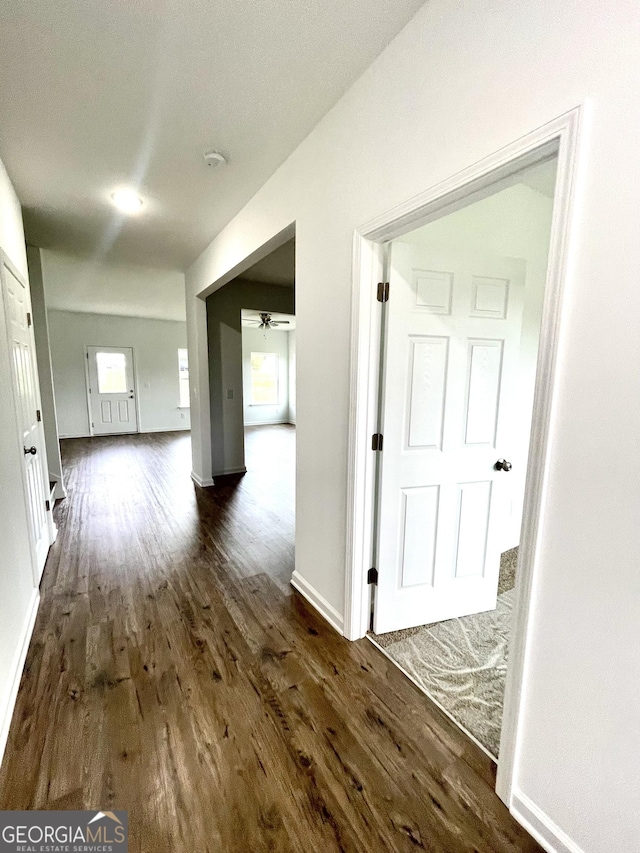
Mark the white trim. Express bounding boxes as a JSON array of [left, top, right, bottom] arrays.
[[245, 418, 291, 426], [60, 427, 189, 439], [46, 505, 57, 552], [192, 465, 247, 485], [191, 470, 215, 487], [0, 589, 39, 767], [291, 571, 344, 635], [344, 106, 588, 810], [511, 790, 587, 853], [366, 634, 496, 762], [497, 105, 588, 805], [343, 236, 385, 641], [212, 466, 247, 477], [50, 474, 67, 500], [141, 426, 191, 433]]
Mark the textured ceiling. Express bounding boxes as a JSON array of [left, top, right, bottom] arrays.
[[0, 0, 426, 271]]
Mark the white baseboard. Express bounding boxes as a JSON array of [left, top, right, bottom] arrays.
[[0, 589, 39, 767], [191, 470, 214, 487], [60, 428, 190, 439], [290, 571, 344, 635], [511, 790, 586, 853], [244, 419, 289, 426], [192, 467, 246, 485], [142, 426, 191, 433]]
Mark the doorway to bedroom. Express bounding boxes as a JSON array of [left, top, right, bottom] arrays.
[[368, 152, 560, 761]]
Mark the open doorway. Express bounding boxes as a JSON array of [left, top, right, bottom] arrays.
[[204, 237, 296, 591], [345, 113, 583, 799], [368, 153, 558, 760]]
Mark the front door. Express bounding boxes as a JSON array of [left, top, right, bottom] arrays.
[[87, 346, 138, 435], [374, 241, 525, 634], [1, 258, 51, 579]]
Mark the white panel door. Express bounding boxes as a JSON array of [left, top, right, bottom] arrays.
[[87, 346, 138, 435], [1, 259, 51, 579], [374, 242, 525, 634]]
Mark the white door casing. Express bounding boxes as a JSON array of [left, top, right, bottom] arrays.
[[86, 346, 139, 435], [374, 242, 525, 634], [346, 110, 583, 809], [1, 257, 51, 580]]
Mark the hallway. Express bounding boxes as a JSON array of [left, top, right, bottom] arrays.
[[0, 428, 540, 852]]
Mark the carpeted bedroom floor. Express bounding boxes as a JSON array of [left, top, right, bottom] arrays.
[[371, 547, 518, 759]]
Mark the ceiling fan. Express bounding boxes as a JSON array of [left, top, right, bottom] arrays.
[[245, 312, 291, 330]]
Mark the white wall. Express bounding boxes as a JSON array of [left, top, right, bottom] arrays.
[[27, 245, 65, 497], [401, 180, 555, 550], [0, 157, 39, 762], [40, 249, 186, 322], [242, 326, 290, 425], [185, 2, 640, 851], [48, 310, 190, 437]]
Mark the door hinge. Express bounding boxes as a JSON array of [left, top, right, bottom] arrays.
[[376, 281, 389, 303], [36, 409, 42, 422], [367, 567, 378, 585], [371, 433, 384, 451], [27, 312, 32, 327], [45, 499, 50, 512]]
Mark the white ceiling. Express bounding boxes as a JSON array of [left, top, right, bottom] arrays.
[[241, 310, 295, 330], [41, 249, 186, 322], [0, 0, 426, 271]]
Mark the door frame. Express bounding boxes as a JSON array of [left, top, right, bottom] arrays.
[[344, 105, 588, 805], [84, 344, 140, 436]]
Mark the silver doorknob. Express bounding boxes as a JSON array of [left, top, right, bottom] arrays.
[[494, 458, 512, 471], [24, 446, 37, 456]]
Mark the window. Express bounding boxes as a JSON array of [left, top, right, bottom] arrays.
[[96, 351, 127, 393], [178, 348, 190, 407], [250, 352, 279, 404]]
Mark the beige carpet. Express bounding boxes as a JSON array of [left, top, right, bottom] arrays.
[[372, 548, 518, 758]]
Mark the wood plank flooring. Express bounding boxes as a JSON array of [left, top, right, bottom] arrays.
[[0, 427, 541, 852]]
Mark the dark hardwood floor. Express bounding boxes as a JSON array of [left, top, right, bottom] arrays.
[[0, 427, 541, 852]]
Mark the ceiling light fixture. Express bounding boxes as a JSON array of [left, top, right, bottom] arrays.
[[110, 187, 144, 214]]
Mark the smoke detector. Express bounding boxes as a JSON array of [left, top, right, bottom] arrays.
[[203, 149, 227, 168]]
